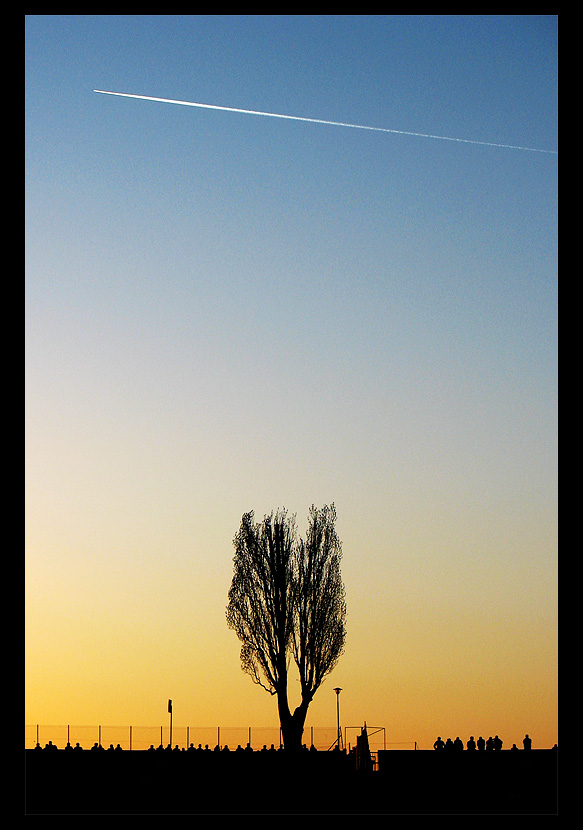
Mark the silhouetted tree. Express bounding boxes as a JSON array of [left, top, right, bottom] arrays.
[[226, 504, 346, 752]]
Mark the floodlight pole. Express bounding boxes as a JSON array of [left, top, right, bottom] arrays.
[[334, 688, 343, 750]]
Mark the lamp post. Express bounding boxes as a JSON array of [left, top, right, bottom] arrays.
[[334, 688, 343, 750], [168, 699, 173, 748]]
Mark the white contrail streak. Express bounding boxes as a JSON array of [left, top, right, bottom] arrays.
[[93, 89, 557, 155]]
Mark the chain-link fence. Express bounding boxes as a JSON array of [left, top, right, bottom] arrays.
[[25, 724, 401, 753]]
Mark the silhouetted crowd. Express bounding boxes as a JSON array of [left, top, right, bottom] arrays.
[[35, 741, 126, 752], [35, 733, 551, 754], [433, 734, 534, 751], [179, 742, 323, 754], [33, 740, 322, 753]]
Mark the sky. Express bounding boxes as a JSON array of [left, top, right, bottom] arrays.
[[25, 15, 558, 751]]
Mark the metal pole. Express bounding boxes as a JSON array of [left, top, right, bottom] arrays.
[[334, 688, 342, 750], [130, 725, 132, 751], [167, 699, 173, 748]]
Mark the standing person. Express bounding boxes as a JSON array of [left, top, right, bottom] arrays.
[[523, 734, 532, 750]]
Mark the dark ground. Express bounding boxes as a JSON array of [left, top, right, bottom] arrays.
[[24, 747, 558, 815]]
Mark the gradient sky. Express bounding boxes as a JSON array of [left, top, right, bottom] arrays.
[[25, 15, 558, 750]]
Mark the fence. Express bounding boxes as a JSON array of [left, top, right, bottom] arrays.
[[25, 724, 409, 753]]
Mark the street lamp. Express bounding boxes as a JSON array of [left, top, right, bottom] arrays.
[[334, 688, 343, 750]]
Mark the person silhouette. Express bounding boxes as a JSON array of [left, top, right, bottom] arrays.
[[523, 734, 532, 750], [453, 737, 464, 751], [466, 736, 476, 751], [493, 735, 502, 751], [433, 737, 445, 751], [477, 736, 485, 751]]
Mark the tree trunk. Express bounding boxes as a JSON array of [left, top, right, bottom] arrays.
[[278, 692, 311, 752]]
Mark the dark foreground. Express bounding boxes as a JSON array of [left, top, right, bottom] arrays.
[[25, 747, 558, 815]]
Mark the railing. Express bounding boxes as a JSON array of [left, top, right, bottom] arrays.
[[25, 724, 401, 753]]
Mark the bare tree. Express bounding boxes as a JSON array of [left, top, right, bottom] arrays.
[[226, 504, 346, 752]]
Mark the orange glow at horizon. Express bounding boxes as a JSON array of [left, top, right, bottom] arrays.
[[25, 502, 557, 752]]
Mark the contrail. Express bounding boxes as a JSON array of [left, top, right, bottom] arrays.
[[93, 89, 557, 155]]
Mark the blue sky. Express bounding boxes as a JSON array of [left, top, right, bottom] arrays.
[[25, 16, 557, 746]]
